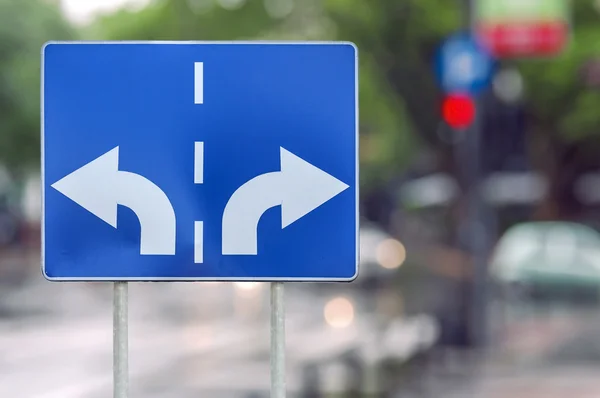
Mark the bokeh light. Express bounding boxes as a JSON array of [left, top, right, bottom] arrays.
[[376, 238, 407, 269], [324, 297, 355, 328]]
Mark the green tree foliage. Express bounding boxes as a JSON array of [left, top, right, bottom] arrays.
[[324, 0, 600, 213], [324, 0, 461, 148], [519, 0, 600, 144], [0, 0, 74, 171], [90, 0, 283, 41], [91, 0, 415, 189]]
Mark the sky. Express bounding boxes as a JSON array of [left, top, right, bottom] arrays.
[[59, 0, 151, 25]]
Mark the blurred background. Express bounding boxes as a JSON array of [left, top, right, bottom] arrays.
[[2, 0, 600, 396]]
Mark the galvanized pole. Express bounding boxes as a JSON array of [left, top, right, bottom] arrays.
[[114, 281, 129, 398], [270, 282, 286, 398]]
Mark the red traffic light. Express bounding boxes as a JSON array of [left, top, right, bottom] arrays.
[[442, 94, 476, 129]]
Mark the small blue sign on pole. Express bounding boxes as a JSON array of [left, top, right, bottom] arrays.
[[435, 32, 495, 95], [42, 42, 359, 282]]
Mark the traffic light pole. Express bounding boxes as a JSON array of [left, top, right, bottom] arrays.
[[458, 0, 491, 348]]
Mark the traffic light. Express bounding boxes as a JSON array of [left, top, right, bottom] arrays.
[[442, 93, 476, 129]]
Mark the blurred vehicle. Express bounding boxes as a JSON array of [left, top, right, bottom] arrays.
[[0, 165, 21, 249], [490, 221, 600, 301], [489, 221, 600, 366]]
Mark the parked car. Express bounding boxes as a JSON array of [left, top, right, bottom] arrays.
[[490, 221, 600, 301]]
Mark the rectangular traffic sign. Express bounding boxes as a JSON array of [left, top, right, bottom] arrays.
[[475, 0, 570, 58], [42, 41, 358, 281]]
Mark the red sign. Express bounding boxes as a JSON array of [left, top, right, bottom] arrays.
[[475, 0, 570, 58]]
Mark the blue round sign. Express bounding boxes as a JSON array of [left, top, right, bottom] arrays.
[[435, 32, 495, 95]]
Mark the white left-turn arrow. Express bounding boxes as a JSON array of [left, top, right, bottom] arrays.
[[51, 146, 176, 255]]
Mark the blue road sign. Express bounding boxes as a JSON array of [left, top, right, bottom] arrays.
[[435, 32, 495, 95], [42, 41, 358, 281]]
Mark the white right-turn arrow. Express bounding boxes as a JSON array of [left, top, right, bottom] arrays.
[[222, 147, 350, 255], [51, 146, 176, 255]]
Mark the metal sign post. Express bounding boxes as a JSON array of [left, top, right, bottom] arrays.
[[113, 281, 129, 398], [270, 282, 286, 398]]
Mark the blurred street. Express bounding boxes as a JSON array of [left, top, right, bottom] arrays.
[[2, 0, 600, 396], [3, 260, 600, 397], [0, 275, 315, 397], [0, 251, 434, 397]]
